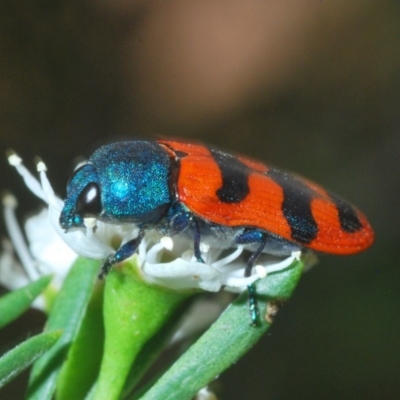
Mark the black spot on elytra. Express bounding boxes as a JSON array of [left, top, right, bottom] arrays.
[[329, 193, 362, 233], [267, 168, 318, 244], [210, 149, 250, 203]]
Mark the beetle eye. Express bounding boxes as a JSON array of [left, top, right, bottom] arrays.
[[76, 182, 102, 217]]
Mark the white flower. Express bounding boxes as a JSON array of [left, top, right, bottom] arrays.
[[3, 153, 303, 298], [0, 237, 29, 291], [194, 386, 218, 400]]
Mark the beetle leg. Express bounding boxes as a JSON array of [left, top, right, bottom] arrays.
[[167, 206, 204, 262], [235, 229, 267, 326], [235, 229, 267, 276], [245, 238, 267, 326], [99, 229, 145, 279], [193, 217, 204, 263], [168, 208, 192, 236], [244, 235, 267, 277]]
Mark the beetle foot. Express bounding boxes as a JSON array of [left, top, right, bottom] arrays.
[[98, 254, 114, 280]]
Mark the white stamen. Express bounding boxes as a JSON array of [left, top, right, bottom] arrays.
[[138, 238, 147, 264], [194, 386, 217, 400], [146, 242, 165, 263], [2, 193, 39, 281], [182, 249, 194, 260], [7, 153, 22, 166], [36, 160, 47, 172], [2, 192, 18, 208], [292, 250, 302, 261], [255, 264, 267, 278], [199, 242, 210, 253], [0, 239, 31, 290], [224, 274, 259, 288], [160, 236, 174, 251], [211, 246, 243, 269], [263, 251, 299, 274], [38, 164, 59, 207], [83, 217, 97, 229], [8, 154, 47, 202]]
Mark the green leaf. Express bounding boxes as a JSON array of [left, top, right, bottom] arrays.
[[0, 330, 62, 388], [56, 283, 105, 400], [121, 298, 197, 398], [93, 257, 194, 400], [26, 258, 100, 400], [139, 258, 304, 400], [0, 275, 52, 329]]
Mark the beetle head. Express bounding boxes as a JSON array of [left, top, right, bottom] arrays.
[[59, 141, 172, 231]]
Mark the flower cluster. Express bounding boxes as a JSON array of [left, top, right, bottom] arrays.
[[2, 153, 302, 299]]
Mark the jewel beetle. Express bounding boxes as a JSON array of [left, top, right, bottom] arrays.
[[60, 139, 374, 323]]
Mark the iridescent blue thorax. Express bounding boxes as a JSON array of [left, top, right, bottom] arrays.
[[59, 141, 172, 230]]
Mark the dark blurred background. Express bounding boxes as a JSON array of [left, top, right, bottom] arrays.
[[1, 0, 399, 399]]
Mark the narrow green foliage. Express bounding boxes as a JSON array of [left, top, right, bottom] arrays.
[[93, 258, 194, 400], [121, 299, 196, 398], [0, 330, 61, 388], [56, 283, 105, 400], [139, 258, 304, 400], [0, 275, 52, 329], [26, 258, 100, 400]]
